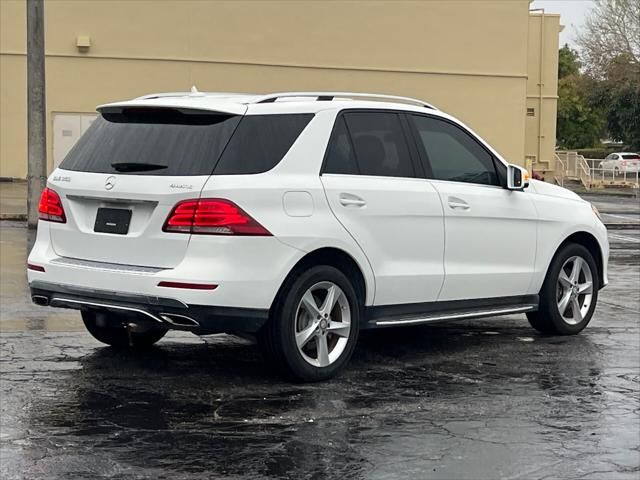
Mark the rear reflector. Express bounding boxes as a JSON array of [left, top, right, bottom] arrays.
[[157, 281, 218, 290], [38, 187, 66, 223], [163, 198, 271, 236], [27, 263, 46, 272]]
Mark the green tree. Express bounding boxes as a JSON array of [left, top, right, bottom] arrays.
[[577, 0, 640, 149], [558, 44, 580, 79], [555, 45, 604, 149], [592, 55, 640, 150], [606, 83, 640, 150]]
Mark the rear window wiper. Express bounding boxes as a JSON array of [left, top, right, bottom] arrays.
[[111, 162, 168, 172]]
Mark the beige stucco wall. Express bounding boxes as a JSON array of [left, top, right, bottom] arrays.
[[0, 0, 558, 179], [526, 12, 561, 172]]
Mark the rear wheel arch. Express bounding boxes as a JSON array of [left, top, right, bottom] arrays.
[[271, 247, 368, 313]]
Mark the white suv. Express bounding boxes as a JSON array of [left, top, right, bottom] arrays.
[[28, 91, 609, 381]]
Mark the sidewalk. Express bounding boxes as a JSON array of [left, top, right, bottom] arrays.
[[0, 181, 27, 221]]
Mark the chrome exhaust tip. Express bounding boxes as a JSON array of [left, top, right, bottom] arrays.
[[159, 313, 200, 328], [32, 295, 49, 306]]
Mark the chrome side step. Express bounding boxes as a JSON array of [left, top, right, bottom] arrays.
[[374, 305, 537, 327]]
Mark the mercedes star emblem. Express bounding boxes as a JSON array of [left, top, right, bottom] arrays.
[[105, 176, 116, 190]]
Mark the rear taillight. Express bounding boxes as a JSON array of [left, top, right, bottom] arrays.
[[163, 198, 271, 236], [38, 187, 66, 223]]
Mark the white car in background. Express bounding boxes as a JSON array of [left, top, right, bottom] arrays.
[[28, 91, 609, 381], [598, 152, 640, 173]]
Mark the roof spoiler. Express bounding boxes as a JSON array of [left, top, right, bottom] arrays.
[[96, 98, 248, 116]]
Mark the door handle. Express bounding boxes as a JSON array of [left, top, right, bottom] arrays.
[[339, 193, 366, 208], [448, 196, 470, 210]]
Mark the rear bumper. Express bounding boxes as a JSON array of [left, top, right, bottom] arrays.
[[30, 281, 268, 334], [27, 222, 306, 310]]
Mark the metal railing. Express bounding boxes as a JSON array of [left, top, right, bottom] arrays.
[[589, 165, 640, 187], [554, 151, 640, 189], [554, 154, 565, 187], [555, 151, 592, 189]]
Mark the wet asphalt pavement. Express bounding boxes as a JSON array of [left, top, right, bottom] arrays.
[[1, 194, 639, 479]]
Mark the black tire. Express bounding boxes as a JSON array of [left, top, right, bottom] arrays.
[[260, 265, 361, 382], [527, 243, 599, 335], [81, 311, 167, 348]]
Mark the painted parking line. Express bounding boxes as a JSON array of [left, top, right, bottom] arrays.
[[603, 213, 640, 221]]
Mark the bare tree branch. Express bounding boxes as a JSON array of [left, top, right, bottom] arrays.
[[577, 0, 640, 78]]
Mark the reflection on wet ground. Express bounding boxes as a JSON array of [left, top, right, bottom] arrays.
[[1, 222, 639, 479]]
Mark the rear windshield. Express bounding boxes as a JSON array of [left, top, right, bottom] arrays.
[[60, 108, 313, 176], [621, 154, 640, 160]]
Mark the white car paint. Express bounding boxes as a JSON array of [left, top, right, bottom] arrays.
[[321, 173, 445, 305], [430, 179, 538, 300], [598, 152, 640, 173], [28, 91, 609, 328]]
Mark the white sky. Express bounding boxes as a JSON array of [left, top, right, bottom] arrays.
[[530, 0, 595, 48]]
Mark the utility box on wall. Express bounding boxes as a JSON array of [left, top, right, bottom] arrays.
[[52, 113, 97, 169]]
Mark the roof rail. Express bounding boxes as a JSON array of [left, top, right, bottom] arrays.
[[251, 92, 437, 110], [135, 92, 253, 100]]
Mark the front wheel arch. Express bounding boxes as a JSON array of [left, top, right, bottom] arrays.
[[544, 232, 604, 291]]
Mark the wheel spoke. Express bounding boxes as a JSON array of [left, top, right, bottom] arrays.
[[578, 281, 593, 295], [320, 285, 338, 316], [295, 281, 351, 368], [327, 320, 350, 338], [558, 269, 572, 288], [570, 257, 584, 283], [571, 297, 584, 322], [558, 291, 572, 315], [296, 322, 319, 348], [316, 335, 330, 367], [301, 290, 321, 317]]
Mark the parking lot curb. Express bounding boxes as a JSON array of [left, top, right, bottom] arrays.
[[0, 214, 27, 221], [604, 223, 639, 230]]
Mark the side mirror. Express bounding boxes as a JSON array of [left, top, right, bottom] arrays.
[[507, 164, 530, 190]]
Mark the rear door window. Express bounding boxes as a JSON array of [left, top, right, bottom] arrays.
[[345, 112, 415, 178], [325, 112, 415, 178], [323, 111, 416, 178]]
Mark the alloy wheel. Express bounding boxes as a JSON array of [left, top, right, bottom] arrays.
[[294, 281, 351, 367], [556, 256, 594, 325]]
